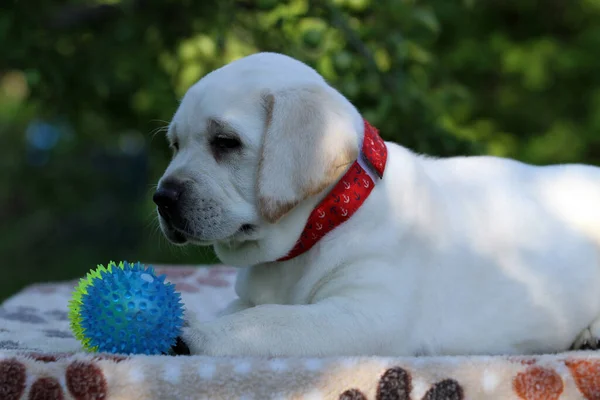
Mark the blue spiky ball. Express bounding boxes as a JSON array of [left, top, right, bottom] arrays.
[[69, 261, 185, 355]]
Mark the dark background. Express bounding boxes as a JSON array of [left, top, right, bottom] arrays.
[[2, 0, 599, 300]]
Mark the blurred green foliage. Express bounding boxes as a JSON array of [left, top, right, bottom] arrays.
[[1, 0, 599, 300]]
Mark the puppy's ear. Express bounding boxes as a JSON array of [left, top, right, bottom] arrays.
[[257, 85, 359, 223]]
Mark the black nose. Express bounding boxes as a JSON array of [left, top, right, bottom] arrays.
[[153, 180, 183, 210]]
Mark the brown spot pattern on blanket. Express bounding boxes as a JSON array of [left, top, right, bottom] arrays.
[[27, 353, 60, 363], [154, 265, 237, 293], [196, 267, 235, 287], [154, 266, 197, 279], [43, 329, 73, 339], [26, 353, 74, 363], [0, 307, 46, 324], [338, 368, 466, 400], [24, 283, 63, 294], [0, 341, 21, 349], [0, 358, 26, 400], [29, 377, 63, 400], [65, 361, 107, 399], [508, 356, 538, 366], [513, 366, 563, 400], [422, 379, 464, 400], [565, 359, 600, 400], [92, 353, 129, 363], [173, 282, 200, 293], [376, 366, 411, 400], [339, 388, 368, 400], [28, 353, 58, 363], [45, 310, 69, 321]]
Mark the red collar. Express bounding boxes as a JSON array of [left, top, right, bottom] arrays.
[[277, 120, 388, 262]]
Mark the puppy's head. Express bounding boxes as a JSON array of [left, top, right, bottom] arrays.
[[154, 52, 361, 262]]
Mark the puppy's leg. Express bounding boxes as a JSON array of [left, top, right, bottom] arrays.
[[180, 298, 395, 357], [572, 317, 600, 350], [171, 299, 254, 355], [217, 298, 254, 317]]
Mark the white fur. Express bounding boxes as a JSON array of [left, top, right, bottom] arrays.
[[157, 52, 600, 357]]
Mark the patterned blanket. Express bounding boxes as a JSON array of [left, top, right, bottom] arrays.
[[1, 265, 600, 400]]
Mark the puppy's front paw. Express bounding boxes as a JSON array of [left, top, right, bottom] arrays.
[[170, 337, 191, 355], [572, 327, 600, 351], [178, 326, 208, 355]]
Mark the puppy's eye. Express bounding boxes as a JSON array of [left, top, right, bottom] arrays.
[[170, 141, 179, 152], [210, 135, 242, 152]]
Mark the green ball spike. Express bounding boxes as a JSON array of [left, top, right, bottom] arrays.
[[68, 261, 125, 352]]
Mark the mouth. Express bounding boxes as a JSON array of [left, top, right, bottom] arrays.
[[170, 229, 188, 244], [157, 211, 189, 245], [238, 224, 256, 234], [163, 225, 189, 245], [158, 211, 256, 246], [157, 207, 170, 220]]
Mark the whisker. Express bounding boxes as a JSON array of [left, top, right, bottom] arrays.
[[145, 214, 159, 229], [149, 119, 171, 125], [149, 125, 169, 140]]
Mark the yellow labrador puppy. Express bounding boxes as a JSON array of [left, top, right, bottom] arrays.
[[154, 52, 600, 357]]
